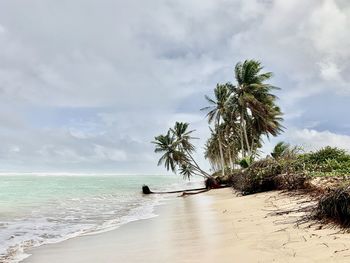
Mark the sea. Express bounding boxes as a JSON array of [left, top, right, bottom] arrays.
[[0, 174, 204, 263]]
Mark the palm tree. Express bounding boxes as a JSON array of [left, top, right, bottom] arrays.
[[249, 105, 284, 153], [271, 141, 299, 160], [170, 122, 196, 153], [153, 131, 185, 173], [153, 122, 211, 179], [201, 84, 231, 176], [171, 122, 210, 177], [204, 128, 221, 171], [229, 60, 283, 157]]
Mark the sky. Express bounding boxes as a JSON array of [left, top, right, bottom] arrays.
[[0, 0, 350, 174]]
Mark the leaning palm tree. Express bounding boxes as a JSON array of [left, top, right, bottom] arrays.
[[153, 131, 184, 173], [170, 122, 196, 153], [171, 122, 210, 177], [153, 122, 211, 179], [201, 84, 231, 176]]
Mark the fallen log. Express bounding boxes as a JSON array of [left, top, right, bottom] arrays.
[[142, 184, 230, 195], [180, 189, 210, 196], [142, 185, 207, 194]]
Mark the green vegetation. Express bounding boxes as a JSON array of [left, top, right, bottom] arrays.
[[152, 59, 350, 228], [231, 144, 307, 195], [231, 145, 350, 195], [152, 122, 211, 179], [153, 60, 350, 185], [300, 146, 350, 176], [153, 59, 283, 181], [202, 60, 283, 171]]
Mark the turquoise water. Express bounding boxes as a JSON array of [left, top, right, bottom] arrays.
[[0, 174, 204, 262]]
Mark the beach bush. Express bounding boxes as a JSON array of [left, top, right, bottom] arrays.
[[231, 156, 309, 195], [316, 186, 350, 227], [274, 158, 308, 190], [303, 147, 350, 164], [300, 147, 350, 174], [238, 156, 253, 169], [232, 158, 308, 195], [221, 145, 350, 195], [232, 159, 278, 195]]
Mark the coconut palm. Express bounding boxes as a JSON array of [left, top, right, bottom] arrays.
[[229, 60, 283, 156], [204, 128, 221, 171], [201, 84, 231, 175], [170, 122, 196, 153], [222, 111, 242, 166], [153, 122, 211, 178], [271, 141, 300, 160], [153, 131, 185, 173], [171, 122, 211, 177], [249, 105, 283, 154]]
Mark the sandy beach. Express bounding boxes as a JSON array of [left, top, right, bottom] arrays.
[[23, 188, 350, 263]]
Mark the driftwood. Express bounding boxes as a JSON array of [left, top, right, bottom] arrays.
[[142, 184, 230, 195], [142, 185, 207, 194], [179, 189, 210, 196]]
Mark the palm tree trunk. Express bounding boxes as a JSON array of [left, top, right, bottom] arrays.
[[217, 119, 225, 176], [228, 149, 233, 170], [240, 128, 245, 158], [241, 110, 251, 156], [185, 150, 211, 178], [243, 122, 251, 156], [250, 139, 255, 157], [239, 115, 245, 158], [188, 165, 210, 178]]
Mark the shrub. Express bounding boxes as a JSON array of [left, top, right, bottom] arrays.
[[231, 157, 309, 195], [274, 173, 308, 190], [325, 159, 350, 174], [238, 156, 253, 168], [301, 147, 350, 166], [233, 158, 280, 195], [316, 186, 350, 227], [298, 147, 350, 176]]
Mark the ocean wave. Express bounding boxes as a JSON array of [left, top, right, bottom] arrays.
[[0, 175, 204, 263], [0, 194, 168, 263]]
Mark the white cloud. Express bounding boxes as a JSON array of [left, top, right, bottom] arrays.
[[0, 0, 350, 172], [307, 0, 350, 57], [0, 24, 5, 34], [288, 129, 350, 152], [93, 145, 127, 162], [319, 61, 341, 81], [261, 128, 350, 157]]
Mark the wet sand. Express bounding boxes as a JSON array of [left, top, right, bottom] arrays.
[[23, 188, 350, 263]]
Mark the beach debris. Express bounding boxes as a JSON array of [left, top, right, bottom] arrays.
[[315, 186, 350, 227], [142, 184, 208, 195], [142, 185, 153, 194]]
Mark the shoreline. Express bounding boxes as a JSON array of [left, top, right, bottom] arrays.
[[7, 193, 172, 263], [23, 188, 350, 262], [0, 174, 193, 263]]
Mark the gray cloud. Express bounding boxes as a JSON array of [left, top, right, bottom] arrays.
[[0, 0, 349, 173]]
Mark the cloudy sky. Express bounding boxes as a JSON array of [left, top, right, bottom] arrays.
[[0, 0, 349, 174]]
